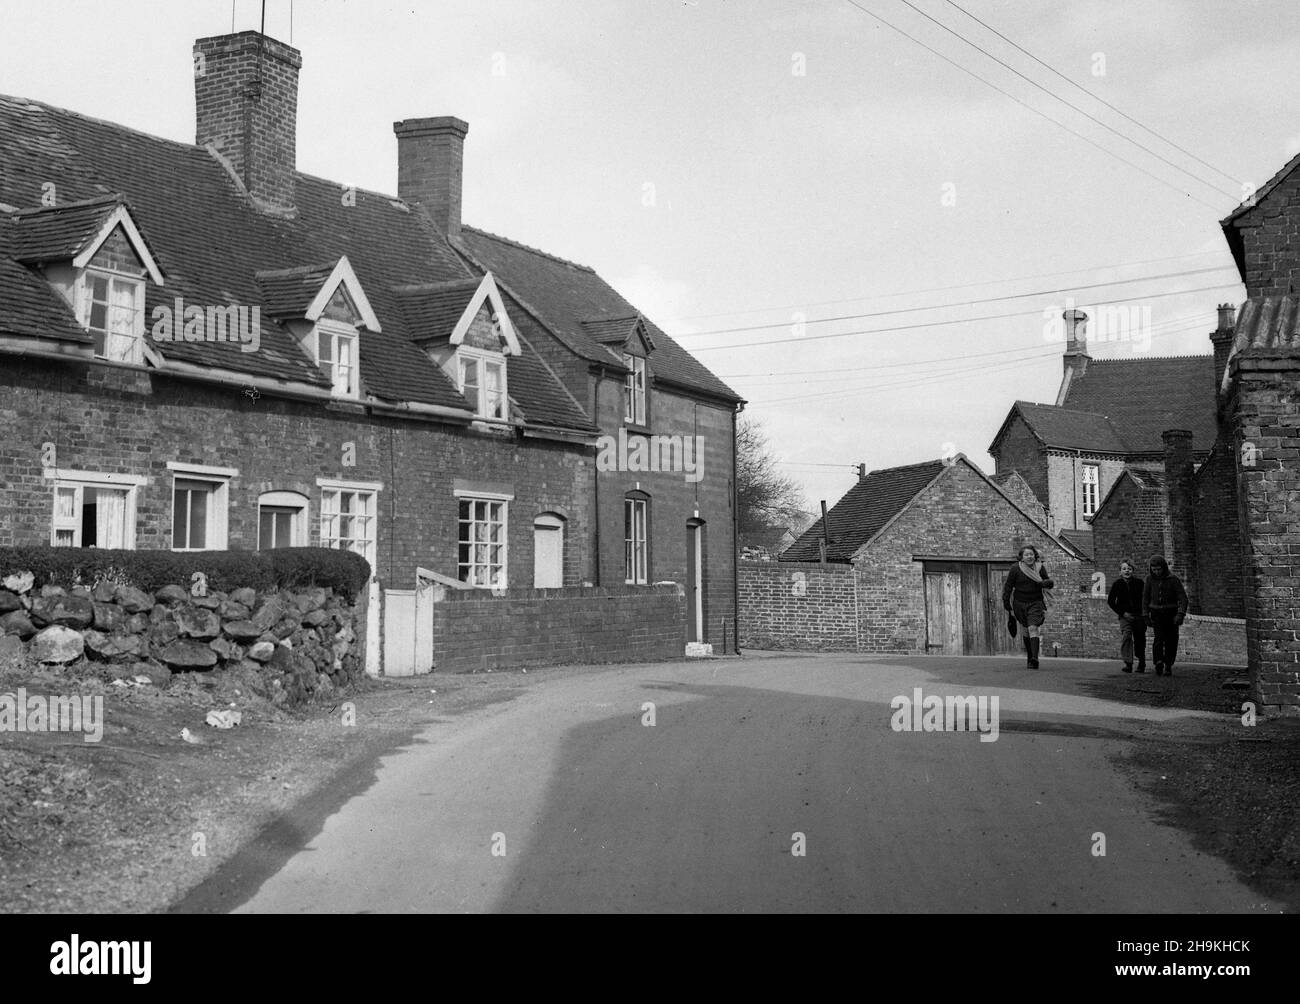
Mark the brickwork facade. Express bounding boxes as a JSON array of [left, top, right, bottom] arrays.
[[0, 357, 591, 591], [429, 583, 685, 673], [738, 559, 857, 651]]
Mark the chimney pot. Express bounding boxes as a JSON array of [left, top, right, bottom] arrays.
[[1216, 303, 1236, 331], [394, 116, 470, 238]]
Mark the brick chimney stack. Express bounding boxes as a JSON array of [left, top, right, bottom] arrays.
[[194, 31, 301, 213], [1063, 308, 1090, 380], [394, 117, 470, 239], [1161, 428, 1197, 611], [1210, 303, 1237, 411]]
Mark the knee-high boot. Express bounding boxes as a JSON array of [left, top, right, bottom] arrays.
[[1023, 635, 1034, 668], [1029, 636, 1040, 669]]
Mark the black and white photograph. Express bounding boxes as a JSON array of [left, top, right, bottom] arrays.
[[0, 0, 1295, 969]]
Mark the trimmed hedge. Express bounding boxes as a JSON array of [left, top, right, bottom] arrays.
[[0, 546, 372, 600]]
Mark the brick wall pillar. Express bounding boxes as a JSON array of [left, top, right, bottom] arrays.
[[1228, 363, 1300, 716], [1161, 429, 1198, 612]]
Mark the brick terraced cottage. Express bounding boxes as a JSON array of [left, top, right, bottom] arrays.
[[0, 30, 743, 673]]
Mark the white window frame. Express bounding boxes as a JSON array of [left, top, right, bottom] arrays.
[[258, 490, 309, 550], [315, 318, 361, 399], [77, 268, 145, 365], [317, 478, 381, 567], [625, 496, 649, 585], [455, 346, 509, 421], [456, 492, 510, 589], [44, 470, 144, 549], [623, 353, 647, 426], [168, 462, 235, 552], [1081, 463, 1100, 519]]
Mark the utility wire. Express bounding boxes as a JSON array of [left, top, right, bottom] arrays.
[[678, 250, 1227, 322], [692, 280, 1242, 351], [892, 0, 1236, 199], [943, 0, 1240, 187], [683, 265, 1231, 337], [720, 310, 1214, 381], [841, 0, 1225, 212]]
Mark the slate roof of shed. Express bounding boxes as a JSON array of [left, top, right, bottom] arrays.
[[457, 226, 742, 403], [782, 459, 946, 563], [0, 93, 594, 431]]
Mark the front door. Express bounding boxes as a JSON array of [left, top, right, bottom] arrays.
[[687, 520, 704, 643]]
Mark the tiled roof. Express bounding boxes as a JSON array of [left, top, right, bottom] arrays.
[[457, 226, 742, 403], [0, 93, 593, 431], [1126, 468, 1166, 491], [1225, 297, 1300, 388], [1062, 356, 1218, 453], [3, 195, 121, 263], [394, 279, 481, 343], [255, 262, 337, 318], [581, 316, 639, 346], [1058, 527, 1093, 559], [1009, 401, 1129, 453], [782, 459, 946, 562], [0, 256, 91, 342]]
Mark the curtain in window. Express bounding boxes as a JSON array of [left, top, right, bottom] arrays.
[[106, 279, 137, 361], [93, 488, 126, 548]]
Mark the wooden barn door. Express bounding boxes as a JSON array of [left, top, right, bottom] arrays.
[[924, 570, 963, 653], [987, 563, 1020, 655]]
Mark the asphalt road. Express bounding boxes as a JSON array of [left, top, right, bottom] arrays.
[[190, 652, 1282, 913]]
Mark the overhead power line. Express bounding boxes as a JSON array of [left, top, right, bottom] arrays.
[[692, 280, 1242, 351], [677, 250, 1228, 323], [943, 0, 1240, 187], [841, 0, 1226, 212], [892, 0, 1237, 200], [719, 310, 1215, 381], [682, 265, 1232, 337]]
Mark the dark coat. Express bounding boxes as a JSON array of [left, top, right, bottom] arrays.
[[1002, 562, 1053, 610], [1107, 575, 1145, 618], [1143, 556, 1188, 620]]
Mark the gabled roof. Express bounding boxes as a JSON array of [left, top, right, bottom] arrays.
[[1093, 466, 1167, 524], [1062, 356, 1218, 452], [581, 314, 655, 353], [782, 460, 946, 562], [992, 354, 1219, 458], [783, 455, 1082, 564], [256, 262, 338, 318], [1220, 150, 1300, 278], [394, 278, 482, 343], [4, 195, 122, 263], [456, 226, 742, 404], [995, 401, 1129, 454], [1225, 296, 1300, 390], [0, 93, 593, 431]]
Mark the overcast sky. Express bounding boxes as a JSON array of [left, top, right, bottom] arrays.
[[3, 0, 1295, 515]]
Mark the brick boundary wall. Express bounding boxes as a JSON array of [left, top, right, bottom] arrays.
[[738, 559, 858, 651], [429, 584, 685, 673], [1064, 597, 1246, 667]]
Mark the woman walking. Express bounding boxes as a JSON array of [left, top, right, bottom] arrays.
[[1003, 545, 1054, 669]]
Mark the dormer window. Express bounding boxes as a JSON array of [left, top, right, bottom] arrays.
[[77, 227, 146, 364], [623, 353, 647, 426], [315, 286, 361, 399], [456, 347, 508, 420]]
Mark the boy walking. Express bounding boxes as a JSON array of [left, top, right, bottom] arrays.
[[1143, 554, 1188, 677], [1106, 559, 1146, 673]]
